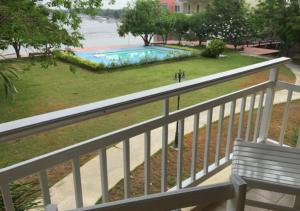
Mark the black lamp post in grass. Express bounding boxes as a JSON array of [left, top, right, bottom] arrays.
[[173, 69, 185, 148]]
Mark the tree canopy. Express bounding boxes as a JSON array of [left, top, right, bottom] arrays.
[[0, 0, 103, 57], [205, 0, 250, 48], [253, 0, 300, 55], [118, 0, 162, 46]]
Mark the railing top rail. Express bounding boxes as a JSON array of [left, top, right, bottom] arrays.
[[0, 57, 290, 143]]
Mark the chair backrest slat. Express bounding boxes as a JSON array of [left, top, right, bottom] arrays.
[[232, 142, 300, 188]]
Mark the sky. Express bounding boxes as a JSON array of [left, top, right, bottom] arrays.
[[102, 0, 133, 9]]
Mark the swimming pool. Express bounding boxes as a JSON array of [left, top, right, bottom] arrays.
[[74, 46, 192, 67]]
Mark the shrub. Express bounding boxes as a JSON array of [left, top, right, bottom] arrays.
[[201, 39, 225, 58], [54, 51, 104, 72], [291, 127, 300, 147], [0, 182, 40, 211]]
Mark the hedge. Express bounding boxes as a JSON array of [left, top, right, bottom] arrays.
[[54, 51, 104, 72], [54, 47, 195, 72]]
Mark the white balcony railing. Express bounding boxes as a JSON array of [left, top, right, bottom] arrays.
[[1, 57, 299, 211]]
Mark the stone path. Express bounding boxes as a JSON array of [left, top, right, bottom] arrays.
[[49, 62, 300, 210]]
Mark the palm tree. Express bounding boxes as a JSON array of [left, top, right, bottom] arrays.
[[0, 55, 19, 97]]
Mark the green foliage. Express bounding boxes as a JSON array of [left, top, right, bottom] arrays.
[[156, 12, 176, 44], [0, 0, 102, 58], [118, 0, 162, 46], [253, 0, 300, 55], [202, 39, 225, 58], [0, 182, 40, 211], [189, 12, 210, 46], [291, 127, 300, 147], [173, 13, 189, 44], [0, 65, 19, 97], [205, 0, 250, 48], [54, 51, 104, 71]]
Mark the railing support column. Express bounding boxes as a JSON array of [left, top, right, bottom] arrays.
[[258, 68, 279, 143], [226, 175, 247, 211]]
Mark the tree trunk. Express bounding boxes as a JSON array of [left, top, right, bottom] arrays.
[[178, 35, 182, 45], [12, 43, 21, 58], [143, 34, 151, 46], [198, 38, 202, 46], [164, 34, 168, 44], [161, 35, 165, 44]]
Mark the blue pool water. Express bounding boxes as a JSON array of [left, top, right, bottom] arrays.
[[74, 46, 192, 67]]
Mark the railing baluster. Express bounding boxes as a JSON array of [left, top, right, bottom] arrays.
[[279, 90, 293, 145], [144, 131, 151, 195], [258, 68, 279, 142], [176, 119, 185, 189], [99, 148, 109, 202], [123, 139, 130, 199], [225, 101, 236, 161], [0, 183, 15, 211], [72, 157, 83, 208], [203, 109, 213, 174], [161, 98, 169, 192], [38, 170, 51, 206], [190, 113, 200, 181], [245, 94, 256, 142], [215, 104, 225, 167], [237, 97, 246, 141], [253, 91, 265, 143]]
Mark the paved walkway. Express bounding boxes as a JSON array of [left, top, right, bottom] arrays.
[[49, 62, 300, 210]]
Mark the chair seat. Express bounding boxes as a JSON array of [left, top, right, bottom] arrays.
[[232, 142, 300, 188]]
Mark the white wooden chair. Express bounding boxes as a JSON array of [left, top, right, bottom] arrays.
[[231, 141, 300, 211]]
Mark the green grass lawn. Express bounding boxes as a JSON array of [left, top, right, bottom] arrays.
[[0, 50, 295, 167]]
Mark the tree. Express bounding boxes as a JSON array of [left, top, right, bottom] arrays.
[[205, 0, 249, 49], [0, 0, 103, 98], [0, 0, 102, 58], [253, 0, 300, 55], [118, 0, 162, 46], [173, 13, 189, 45], [156, 12, 176, 44], [189, 12, 210, 46]]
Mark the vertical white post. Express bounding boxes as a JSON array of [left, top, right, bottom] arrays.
[[99, 148, 109, 202], [0, 184, 15, 211], [258, 68, 279, 143], [203, 109, 213, 174], [215, 104, 225, 167], [253, 91, 265, 143], [191, 113, 200, 181], [279, 90, 293, 146], [123, 139, 130, 198], [245, 94, 256, 142], [38, 170, 51, 207], [161, 98, 169, 192], [72, 157, 83, 208], [176, 119, 184, 189], [237, 97, 246, 141], [226, 101, 236, 161], [144, 131, 151, 195]]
